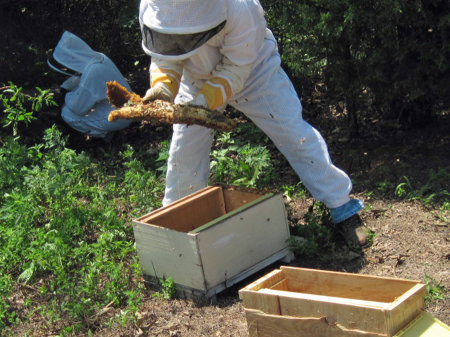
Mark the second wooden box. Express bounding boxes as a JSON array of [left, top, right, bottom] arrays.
[[239, 266, 426, 337]]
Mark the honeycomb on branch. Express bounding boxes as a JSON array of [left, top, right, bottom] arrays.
[[106, 81, 237, 131]]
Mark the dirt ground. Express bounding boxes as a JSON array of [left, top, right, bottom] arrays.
[[8, 103, 449, 336], [92, 109, 449, 337]]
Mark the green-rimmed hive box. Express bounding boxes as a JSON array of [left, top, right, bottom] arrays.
[[239, 266, 431, 337], [132, 186, 293, 298]]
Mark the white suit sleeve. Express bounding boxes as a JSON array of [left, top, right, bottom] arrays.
[[150, 58, 184, 87], [221, 0, 267, 67], [210, 56, 252, 98]]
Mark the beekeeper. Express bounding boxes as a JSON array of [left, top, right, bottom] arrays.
[[139, 0, 368, 246], [48, 31, 132, 138]]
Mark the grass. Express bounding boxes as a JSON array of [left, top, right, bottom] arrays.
[[424, 274, 447, 303]]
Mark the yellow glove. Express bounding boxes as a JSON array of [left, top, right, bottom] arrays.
[[197, 76, 233, 110], [143, 66, 181, 103]]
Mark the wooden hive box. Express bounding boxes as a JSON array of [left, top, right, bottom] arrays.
[[239, 266, 427, 337], [133, 186, 293, 298]]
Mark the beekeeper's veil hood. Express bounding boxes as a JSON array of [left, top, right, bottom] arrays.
[[140, 0, 227, 60], [47, 31, 104, 76]]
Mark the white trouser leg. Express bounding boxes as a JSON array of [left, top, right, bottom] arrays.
[[232, 67, 351, 209], [162, 124, 215, 206]]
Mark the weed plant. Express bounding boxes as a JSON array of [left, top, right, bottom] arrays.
[[1, 82, 56, 136], [210, 124, 278, 188], [395, 169, 450, 209], [0, 126, 164, 334], [287, 201, 336, 258], [282, 182, 309, 200], [152, 277, 177, 300], [424, 274, 447, 303]]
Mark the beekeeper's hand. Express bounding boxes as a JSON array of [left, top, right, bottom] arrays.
[[143, 60, 182, 103], [191, 56, 253, 110], [142, 82, 174, 103]]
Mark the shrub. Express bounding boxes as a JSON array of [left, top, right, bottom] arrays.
[[0, 0, 142, 87], [261, 0, 450, 127]]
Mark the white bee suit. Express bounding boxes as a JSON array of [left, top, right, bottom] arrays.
[[49, 31, 132, 138], [139, 0, 354, 211]]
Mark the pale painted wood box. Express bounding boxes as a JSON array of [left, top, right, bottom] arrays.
[[132, 186, 292, 298]]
